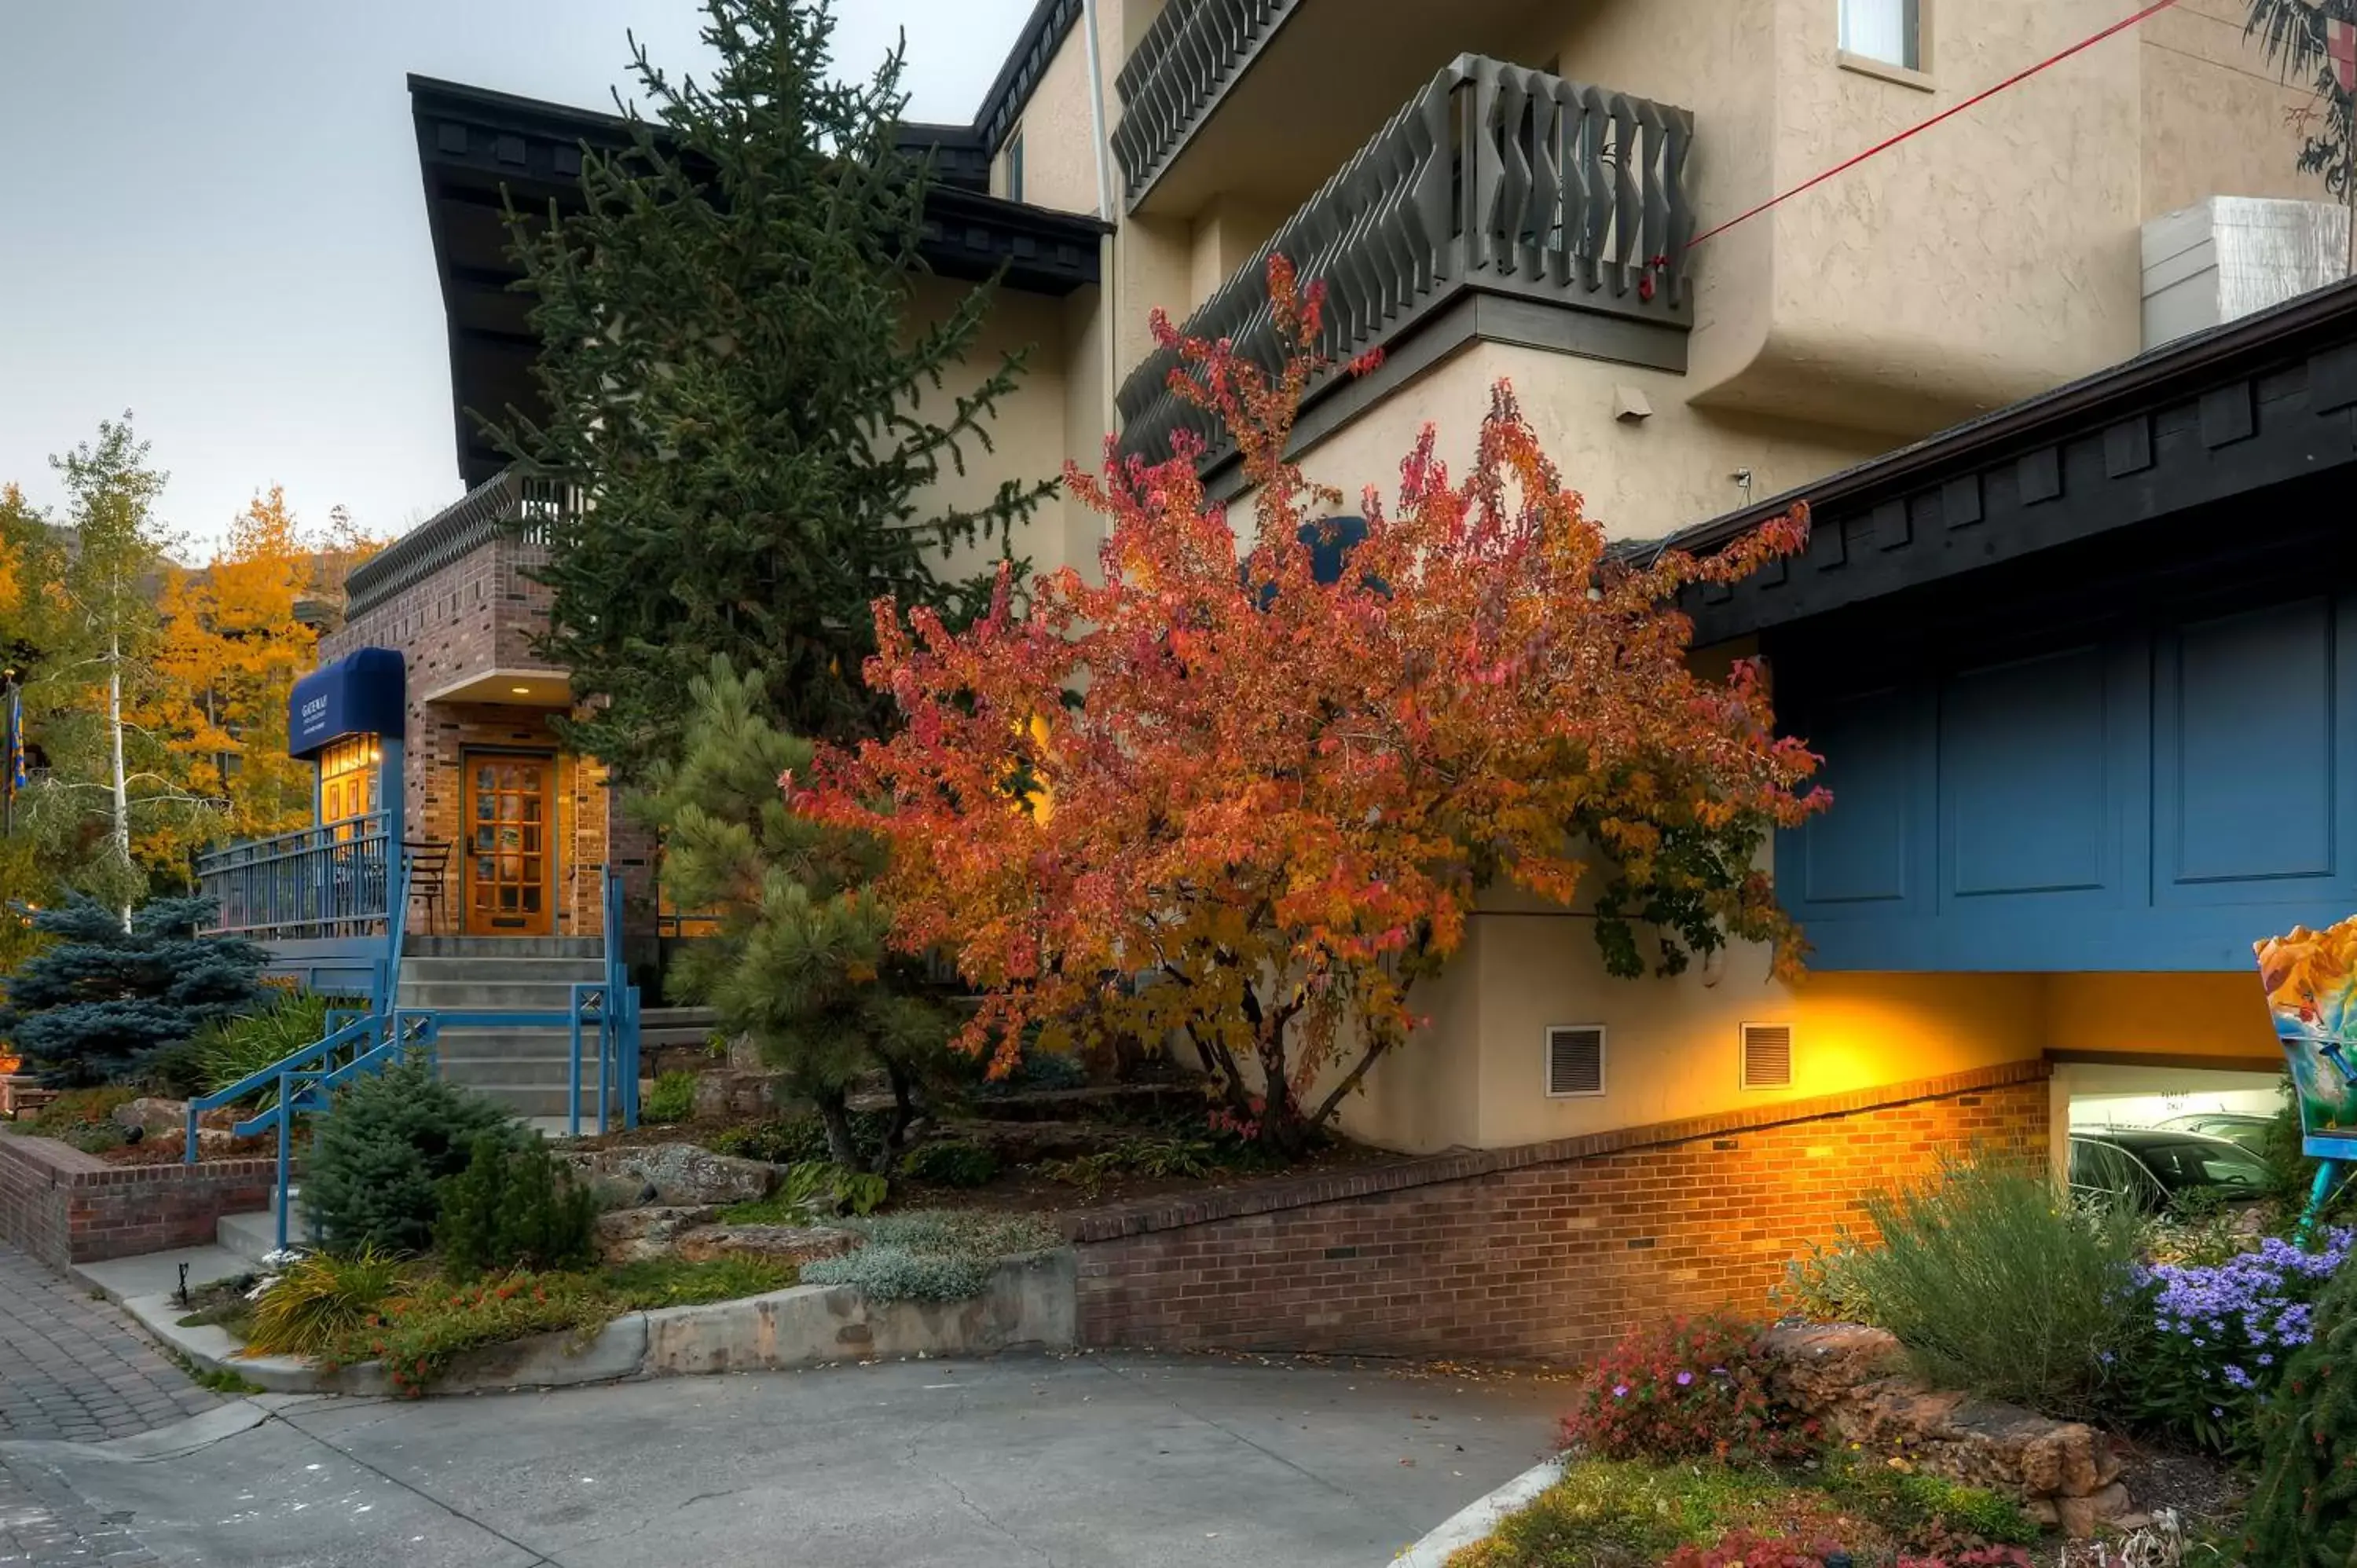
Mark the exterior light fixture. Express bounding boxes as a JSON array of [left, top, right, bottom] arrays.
[[511, 686, 533, 695]]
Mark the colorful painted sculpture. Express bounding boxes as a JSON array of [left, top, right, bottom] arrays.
[[2255, 917, 2357, 1233]]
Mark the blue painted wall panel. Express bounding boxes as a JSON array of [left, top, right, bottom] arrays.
[[1778, 593, 2357, 971], [1802, 688, 1914, 906], [1941, 647, 2110, 897]]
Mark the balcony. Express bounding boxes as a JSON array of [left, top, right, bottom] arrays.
[[1116, 55, 1694, 477]]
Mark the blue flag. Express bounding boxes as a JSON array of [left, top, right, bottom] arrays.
[[5, 685, 23, 792]]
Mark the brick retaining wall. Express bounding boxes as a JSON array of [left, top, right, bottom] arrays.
[[1068, 1061, 2051, 1363], [0, 1134, 276, 1268]]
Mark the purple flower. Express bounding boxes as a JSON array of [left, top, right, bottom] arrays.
[[1675, 1371, 1695, 1387], [1611, 1384, 1629, 1399]]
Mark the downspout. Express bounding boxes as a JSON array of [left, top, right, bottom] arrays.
[[1080, 0, 1120, 485]]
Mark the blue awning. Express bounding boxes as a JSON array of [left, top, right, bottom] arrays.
[[288, 648, 406, 758]]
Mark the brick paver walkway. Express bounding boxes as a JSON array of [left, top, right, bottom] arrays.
[[0, 1245, 222, 1444], [0, 1450, 163, 1566]]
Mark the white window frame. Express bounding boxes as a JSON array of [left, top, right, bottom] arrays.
[[1739, 1021, 1796, 1090], [1542, 1024, 1608, 1099], [1838, 0, 1933, 86]]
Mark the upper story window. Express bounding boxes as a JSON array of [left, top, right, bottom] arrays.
[[319, 734, 377, 826], [1005, 130, 1025, 204], [1840, 0, 1922, 70]]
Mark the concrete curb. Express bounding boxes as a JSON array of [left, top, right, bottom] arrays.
[[1391, 1455, 1565, 1568], [95, 1251, 1077, 1398]]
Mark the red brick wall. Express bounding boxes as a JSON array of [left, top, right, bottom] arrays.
[[1069, 1061, 2051, 1364], [0, 1135, 277, 1267]]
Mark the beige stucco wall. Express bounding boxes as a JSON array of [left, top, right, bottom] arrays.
[[1185, 196, 1287, 318], [907, 276, 1098, 587], [2139, 0, 2339, 218], [1330, 921, 2287, 1155], [1286, 338, 1882, 545], [995, 0, 1126, 218]]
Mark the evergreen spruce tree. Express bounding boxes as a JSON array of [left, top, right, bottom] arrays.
[[0, 894, 266, 1086], [489, 0, 1054, 779], [2244, 1254, 2357, 1566], [640, 655, 950, 1168]]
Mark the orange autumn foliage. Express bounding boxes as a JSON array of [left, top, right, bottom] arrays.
[[136, 489, 384, 860], [803, 259, 1826, 1145]]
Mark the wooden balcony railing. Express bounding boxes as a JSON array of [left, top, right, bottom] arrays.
[[1115, 55, 1695, 474], [1110, 0, 1299, 207]]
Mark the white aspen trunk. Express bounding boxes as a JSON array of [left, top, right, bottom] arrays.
[[109, 628, 130, 930]]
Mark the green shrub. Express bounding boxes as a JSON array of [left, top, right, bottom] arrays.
[[335, 1272, 612, 1397], [801, 1210, 1061, 1302], [434, 1135, 599, 1278], [1833, 1153, 2145, 1420], [643, 1070, 698, 1124], [899, 1140, 1000, 1189], [1818, 1450, 2036, 1548], [1038, 1134, 1220, 1195], [304, 1062, 518, 1253], [1446, 1459, 1756, 1567], [2237, 1247, 2357, 1565], [245, 1246, 412, 1357], [189, 992, 339, 1108], [1560, 1313, 1818, 1466], [599, 1256, 795, 1308], [719, 1161, 887, 1222], [706, 1110, 891, 1166], [31, 1085, 137, 1127]]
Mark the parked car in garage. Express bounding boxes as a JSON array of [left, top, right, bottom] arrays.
[[2158, 1111, 2278, 1154], [2067, 1127, 2272, 1213]]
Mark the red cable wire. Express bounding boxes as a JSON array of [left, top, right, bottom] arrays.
[[1681, 0, 2183, 254]]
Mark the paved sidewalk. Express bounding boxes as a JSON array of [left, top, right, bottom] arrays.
[[0, 1245, 222, 1443], [0, 1449, 163, 1567]]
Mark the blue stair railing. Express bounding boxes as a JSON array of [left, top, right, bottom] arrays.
[[183, 859, 644, 1254]]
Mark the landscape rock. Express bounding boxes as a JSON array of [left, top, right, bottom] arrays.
[[111, 1097, 190, 1136], [1758, 1321, 2134, 1539], [594, 1205, 724, 1264], [563, 1144, 777, 1207], [690, 1071, 789, 1121], [671, 1224, 857, 1266]]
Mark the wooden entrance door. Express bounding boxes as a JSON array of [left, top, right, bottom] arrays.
[[462, 754, 554, 936]]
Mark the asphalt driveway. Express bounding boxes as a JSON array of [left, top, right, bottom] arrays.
[[2, 1352, 1564, 1567]]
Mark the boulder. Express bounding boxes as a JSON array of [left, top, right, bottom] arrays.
[[1755, 1321, 2132, 1539], [671, 1223, 857, 1267], [690, 1071, 789, 1121], [111, 1097, 189, 1136], [594, 1204, 724, 1264], [563, 1144, 778, 1207]]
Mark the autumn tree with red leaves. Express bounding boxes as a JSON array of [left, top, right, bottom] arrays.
[[802, 258, 1825, 1150]]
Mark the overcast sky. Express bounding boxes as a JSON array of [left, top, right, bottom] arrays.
[[0, 0, 1036, 555]]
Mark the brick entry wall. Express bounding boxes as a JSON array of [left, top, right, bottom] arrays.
[[1068, 1061, 2051, 1363], [0, 1135, 276, 1268]]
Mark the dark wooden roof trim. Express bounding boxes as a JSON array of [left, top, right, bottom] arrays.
[[974, 0, 1086, 154], [408, 73, 1109, 487], [1672, 278, 2357, 646]]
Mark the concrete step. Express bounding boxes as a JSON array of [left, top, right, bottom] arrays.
[[399, 980, 599, 1010], [446, 1083, 582, 1116], [399, 957, 606, 985], [440, 1056, 588, 1089], [405, 936, 602, 959], [218, 1205, 299, 1265]]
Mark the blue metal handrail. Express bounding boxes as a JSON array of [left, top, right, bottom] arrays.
[[178, 857, 645, 1252], [194, 813, 393, 940]]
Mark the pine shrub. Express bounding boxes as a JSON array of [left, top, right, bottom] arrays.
[[898, 1139, 1000, 1189], [0, 894, 266, 1086], [2242, 1251, 2357, 1566], [304, 1063, 516, 1253], [435, 1135, 599, 1278]]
